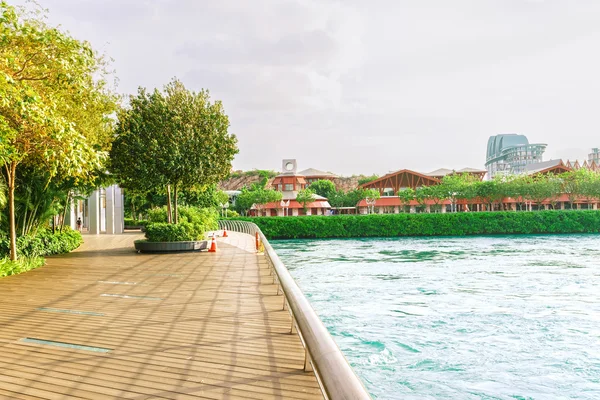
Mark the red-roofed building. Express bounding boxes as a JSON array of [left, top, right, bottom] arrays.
[[251, 160, 332, 216]]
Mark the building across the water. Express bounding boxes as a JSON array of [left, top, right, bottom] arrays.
[[356, 160, 600, 214], [250, 159, 332, 216], [485, 134, 547, 179], [360, 167, 487, 196], [297, 168, 338, 184]]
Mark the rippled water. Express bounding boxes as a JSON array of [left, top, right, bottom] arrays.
[[271, 235, 600, 400]]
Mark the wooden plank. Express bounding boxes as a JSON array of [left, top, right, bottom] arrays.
[[0, 232, 322, 400]]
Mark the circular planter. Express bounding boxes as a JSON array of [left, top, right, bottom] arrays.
[[134, 240, 208, 253], [125, 225, 145, 230]]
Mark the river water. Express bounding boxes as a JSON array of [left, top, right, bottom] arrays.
[[271, 235, 600, 400]]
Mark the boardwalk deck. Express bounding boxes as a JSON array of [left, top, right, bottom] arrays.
[[0, 232, 323, 399]]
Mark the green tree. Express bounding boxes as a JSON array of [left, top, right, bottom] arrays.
[[414, 186, 428, 211], [580, 171, 600, 203], [358, 174, 379, 186], [296, 188, 315, 212], [0, 3, 117, 259], [427, 184, 448, 212], [561, 169, 594, 208], [235, 187, 282, 216], [110, 79, 238, 224], [308, 179, 336, 198], [439, 173, 478, 212], [528, 174, 561, 209], [398, 188, 415, 212]]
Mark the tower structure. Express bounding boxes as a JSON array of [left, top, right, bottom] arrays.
[[485, 134, 546, 178]]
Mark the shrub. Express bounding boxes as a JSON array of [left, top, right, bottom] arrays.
[[0, 256, 45, 278], [0, 228, 83, 258], [221, 210, 239, 218], [147, 207, 169, 223], [124, 218, 149, 227], [145, 222, 197, 242], [143, 206, 218, 241], [231, 210, 600, 239]]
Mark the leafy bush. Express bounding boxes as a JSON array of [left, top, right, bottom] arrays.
[[143, 206, 218, 242], [0, 256, 45, 278], [147, 207, 169, 223], [0, 228, 83, 258], [357, 174, 380, 186], [124, 218, 149, 227], [231, 210, 600, 239], [144, 223, 195, 242], [221, 209, 239, 218]]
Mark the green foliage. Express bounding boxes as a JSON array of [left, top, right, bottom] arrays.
[[230, 169, 277, 179], [329, 188, 380, 208], [358, 174, 379, 185], [215, 190, 230, 206], [0, 2, 118, 259], [0, 228, 82, 258], [143, 206, 218, 241], [235, 187, 282, 215], [124, 218, 148, 227], [0, 256, 45, 278], [145, 223, 193, 242], [110, 78, 238, 223], [222, 209, 239, 218], [308, 180, 336, 198], [232, 210, 600, 239], [296, 188, 315, 211]]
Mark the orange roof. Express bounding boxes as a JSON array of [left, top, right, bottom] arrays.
[[359, 169, 440, 190]]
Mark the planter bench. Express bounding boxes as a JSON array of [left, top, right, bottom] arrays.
[[134, 240, 208, 253]]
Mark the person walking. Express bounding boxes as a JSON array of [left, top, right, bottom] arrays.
[[76, 217, 82, 232]]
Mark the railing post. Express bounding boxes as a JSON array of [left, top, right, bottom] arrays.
[[304, 348, 314, 372], [291, 316, 297, 334]]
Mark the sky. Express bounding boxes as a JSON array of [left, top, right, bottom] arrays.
[[20, 0, 600, 176]]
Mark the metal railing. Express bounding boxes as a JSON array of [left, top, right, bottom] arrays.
[[219, 220, 371, 400]]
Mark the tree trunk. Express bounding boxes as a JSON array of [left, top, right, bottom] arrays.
[[60, 192, 70, 233], [166, 184, 173, 224], [173, 184, 179, 224], [7, 161, 17, 261]]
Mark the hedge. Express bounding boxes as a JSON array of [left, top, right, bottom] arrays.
[[0, 228, 83, 258], [0, 256, 45, 278], [143, 206, 219, 242], [144, 222, 199, 242], [230, 210, 600, 239], [124, 218, 149, 227]]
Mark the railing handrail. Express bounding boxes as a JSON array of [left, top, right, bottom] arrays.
[[219, 220, 371, 400]]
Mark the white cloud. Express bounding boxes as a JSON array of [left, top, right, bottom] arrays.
[[18, 0, 600, 174]]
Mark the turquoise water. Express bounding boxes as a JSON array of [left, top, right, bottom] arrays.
[[271, 235, 600, 400]]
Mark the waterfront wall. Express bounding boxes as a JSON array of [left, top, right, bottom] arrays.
[[230, 210, 600, 239]]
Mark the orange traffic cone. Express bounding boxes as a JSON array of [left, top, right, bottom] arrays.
[[208, 236, 217, 252], [223, 227, 228, 237]]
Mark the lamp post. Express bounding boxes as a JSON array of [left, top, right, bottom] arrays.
[[365, 197, 377, 214], [219, 202, 229, 218]]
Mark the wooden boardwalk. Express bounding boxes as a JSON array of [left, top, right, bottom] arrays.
[[0, 232, 323, 399]]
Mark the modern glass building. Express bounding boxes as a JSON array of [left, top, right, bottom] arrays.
[[485, 134, 547, 178], [589, 148, 600, 164]]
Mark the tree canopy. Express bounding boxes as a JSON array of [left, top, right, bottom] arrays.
[[110, 78, 238, 223], [308, 179, 336, 199], [0, 2, 118, 259]]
